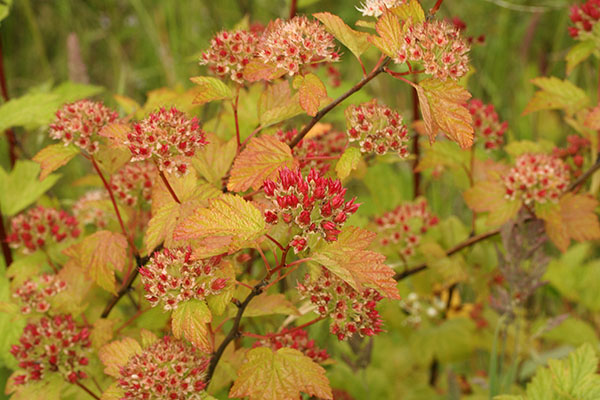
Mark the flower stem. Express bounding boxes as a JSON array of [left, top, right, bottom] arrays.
[[158, 170, 181, 204], [232, 88, 241, 150], [430, 0, 445, 17], [74, 381, 100, 400], [242, 316, 325, 339]]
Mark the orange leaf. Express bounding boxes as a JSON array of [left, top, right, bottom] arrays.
[[243, 60, 286, 82], [295, 73, 328, 117]]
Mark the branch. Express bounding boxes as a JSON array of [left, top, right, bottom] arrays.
[[429, 0, 445, 17], [568, 152, 600, 192], [289, 0, 297, 19], [289, 58, 390, 149], [0, 204, 13, 268]]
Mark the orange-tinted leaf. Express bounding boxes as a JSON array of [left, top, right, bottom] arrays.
[[98, 123, 130, 149], [189, 76, 233, 105], [192, 133, 237, 187], [229, 347, 332, 400], [243, 60, 286, 82], [313, 12, 371, 61], [368, 10, 402, 58], [228, 135, 297, 192], [584, 106, 600, 131], [463, 180, 521, 226], [32, 144, 79, 180], [417, 78, 473, 149], [258, 81, 303, 127], [98, 337, 142, 377], [311, 226, 400, 299], [295, 73, 328, 117], [171, 299, 212, 353]]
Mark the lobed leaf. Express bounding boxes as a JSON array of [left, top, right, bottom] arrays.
[[391, 0, 426, 23], [295, 73, 328, 117], [98, 337, 142, 377], [171, 299, 212, 353], [313, 12, 371, 62], [566, 40, 595, 76], [523, 77, 589, 117], [32, 144, 80, 180], [335, 146, 361, 179], [368, 10, 403, 58], [190, 76, 233, 105], [463, 180, 521, 226]]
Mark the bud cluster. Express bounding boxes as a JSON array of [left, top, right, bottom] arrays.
[[252, 328, 330, 363], [13, 274, 67, 314], [345, 100, 409, 157], [139, 247, 229, 311], [117, 336, 209, 400], [373, 199, 438, 259], [110, 161, 157, 207], [199, 30, 260, 83], [72, 190, 111, 228], [277, 128, 347, 175], [297, 268, 384, 341], [125, 107, 208, 176], [395, 20, 470, 81], [263, 168, 359, 253], [356, 0, 405, 17], [8, 206, 80, 253], [569, 0, 600, 38], [553, 135, 590, 178], [503, 154, 570, 205], [467, 99, 507, 150], [257, 16, 340, 76], [10, 315, 91, 385], [49, 100, 118, 154]]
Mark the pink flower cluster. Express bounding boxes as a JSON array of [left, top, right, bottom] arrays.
[[110, 161, 157, 207], [553, 135, 590, 178], [72, 190, 110, 228], [257, 16, 340, 76], [13, 274, 67, 314], [263, 168, 359, 253], [395, 20, 470, 81], [373, 199, 438, 258], [49, 100, 119, 154], [199, 30, 260, 83], [569, 0, 600, 38], [8, 206, 80, 253], [252, 328, 330, 364], [117, 336, 209, 400], [139, 247, 228, 311], [345, 100, 409, 157], [125, 107, 208, 176], [467, 99, 508, 150], [277, 127, 347, 175], [10, 315, 91, 385], [356, 0, 405, 17], [297, 268, 384, 341], [504, 154, 570, 205]]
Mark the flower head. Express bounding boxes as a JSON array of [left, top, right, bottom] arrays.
[[72, 190, 111, 228], [139, 247, 229, 311], [263, 167, 359, 253], [13, 274, 67, 314], [395, 20, 470, 80], [10, 315, 91, 386], [345, 100, 409, 157], [356, 0, 405, 17], [257, 16, 340, 76], [8, 206, 80, 253], [569, 0, 600, 38], [49, 100, 119, 154], [503, 154, 570, 205], [117, 336, 209, 400], [199, 30, 260, 83], [252, 328, 330, 363], [110, 161, 157, 207], [125, 107, 208, 176], [468, 99, 508, 150], [373, 198, 438, 259], [553, 135, 590, 178], [297, 268, 384, 340]]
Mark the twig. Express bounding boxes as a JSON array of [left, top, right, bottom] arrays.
[[232, 88, 241, 150], [242, 316, 325, 339], [158, 169, 181, 204], [429, 0, 445, 16], [568, 153, 600, 192], [0, 204, 13, 268]]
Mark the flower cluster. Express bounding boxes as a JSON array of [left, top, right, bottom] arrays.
[[13, 274, 67, 314], [263, 168, 359, 253], [345, 100, 409, 157], [503, 154, 570, 205], [257, 16, 340, 76], [467, 99, 508, 150], [49, 100, 119, 154], [125, 107, 208, 176], [199, 30, 260, 83], [373, 199, 439, 259], [110, 161, 157, 207], [139, 247, 228, 311], [277, 127, 347, 175], [72, 190, 110, 228], [356, 0, 405, 17], [395, 20, 470, 81], [10, 315, 91, 385], [553, 135, 590, 178], [569, 0, 600, 38], [8, 206, 80, 253], [297, 268, 384, 340], [117, 336, 209, 400], [253, 328, 330, 363]]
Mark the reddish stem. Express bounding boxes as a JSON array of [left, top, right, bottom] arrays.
[[236, 280, 254, 290], [265, 234, 285, 252], [232, 89, 241, 150], [242, 316, 325, 340], [74, 381, 100, 400], [430, 0, 445, 16], [256, 245, 272, 273], [301, 155, 341, 161], [158, 170, 181, 204], [412, 76, 421, 198], [115, 307, 150, 336], [0, 204, 13, 268], [264, 263, 301, 290], [384, 67, 424, 78], [0, 34, 17, 167], [289, 0, 297, 19]]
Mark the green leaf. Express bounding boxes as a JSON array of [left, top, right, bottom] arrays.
[[523, 77, 589, 117], [0, 268, 26, 369], [171, 299, 212, 353], [566, 40, 595, 75], [335, 146, 361, 179], [313, 12, 371, 62], [32, 144, 80, 180], [391, 0, 426, 23], [368, 10, 402, 58], [504, 140, 554, 158], [100, 382, 125, 400], [258, 81, 303, 127], [193, 133, 237, 188], [0, 0, 12, 24], [190, 76, 233, 105], [416, 140, 469, 173], [0, 160, 61, 216], [0, 81, 103, 132], [229, 347, 332, 400]]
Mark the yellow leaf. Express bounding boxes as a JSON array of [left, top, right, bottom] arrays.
[[335, 146, 361, 179], [463, 180, 521, 226], [171, 299, 212, 353], [190, 76, 233, 105], [258, 81, 303, 127], [98, 337, 142, 377], [391, 0, 426, 23], [368, 10, 402, 58], [32, 144, 79, 180], [523, 77, 589, 117], [192, 133, 237, 187], [313, 12, 371, 62]]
